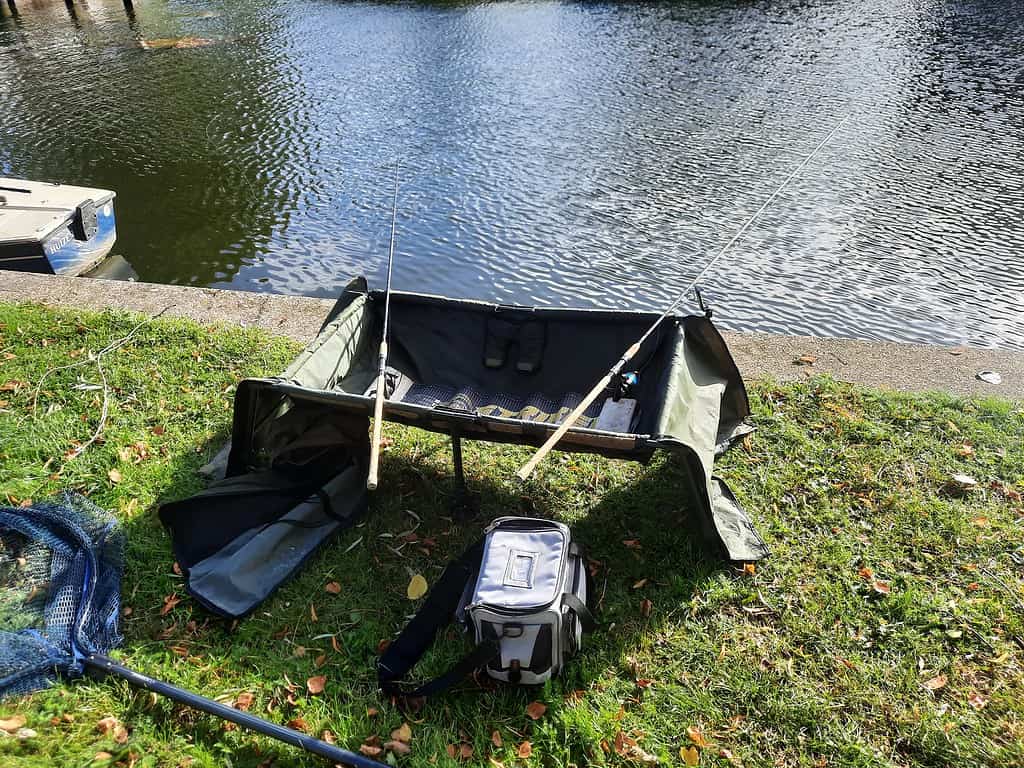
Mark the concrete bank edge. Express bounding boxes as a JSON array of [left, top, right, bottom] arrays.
[[1, 270, 1020, 399]]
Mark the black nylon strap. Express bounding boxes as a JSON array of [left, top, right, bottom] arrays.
[[377, 539, 485, 697], [562, 593, 597, 633]]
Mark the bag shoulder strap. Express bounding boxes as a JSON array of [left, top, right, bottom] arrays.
[[377, 538, 498, 698]]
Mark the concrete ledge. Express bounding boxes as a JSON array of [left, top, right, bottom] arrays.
[[2, 270, 1021, 399]]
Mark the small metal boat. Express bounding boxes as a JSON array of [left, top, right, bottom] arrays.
[[0, 178, 116, 276]]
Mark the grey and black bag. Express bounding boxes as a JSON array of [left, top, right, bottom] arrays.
[[377, 517, 595, 697]]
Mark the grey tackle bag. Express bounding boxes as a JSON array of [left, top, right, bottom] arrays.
[[377, 517, 594, 697]]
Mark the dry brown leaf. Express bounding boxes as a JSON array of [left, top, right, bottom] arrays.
[[385, 740, 412, 755], [325, 581, 342, 595], [332, 635, 343, 654], [632, 578, 648, 589], [366, 707, 379, 718], [314, 654, 327, 669], [640, 598, 653, 618], [97, 716, 128, 744], [857, 566, 874, 580], [359, 744, 383, 757], [0, 715, 26, 732], [234, 692, 254, 711], [517, 741, 533, 759], [322, 730, 336, 744], [525, 701, 547, 720], [391, 722, 412, 743], [407, 574, 428, 600], [795, 354, 818, 366], [636, 678, 653, 689], [871, 580, 891, 595], [491, 730, 503, 748], [923, 674, 948, 691], [459, 743, 473, 760], [622, 539, 642, 550], [968, 692, 988, 709], [108, 469, 123, 484], [287, 717, 310, 733], [310, 604, 318, 622], [742, 563, 756, 576], [93, 752, 113, 763], [160, 593, 181, 615], [686, 726, 709, 748], [446, 744, 457, 759], [306, 675, 326, 695]]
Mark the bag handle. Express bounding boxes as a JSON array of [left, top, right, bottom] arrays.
[[377, 538, 496, 698]]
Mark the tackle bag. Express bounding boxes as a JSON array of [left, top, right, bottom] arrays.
[[378, 517, 594, 697]]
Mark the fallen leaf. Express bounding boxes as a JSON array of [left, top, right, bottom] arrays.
[[392, 722, 412, 742], [322, 730, 337, 744], [332, 635, 343, 654], [636, 678, 653, 689], [957, 443, 975, 457], [972, 516, 990, 527], [314, 654, 327, 668], [951, 473, 978, 489], [632, 578, 648, 589], [525, 701, 547, 720], [794, 354, 818, 366], [152, 425, 166, 436], [446, 744, 457, 759], [0, 715, 26, 732], [325, 581, 342, 595], [306, 675, 326, 695], [234, 692, 254, 711], [459, 743, 473, 760], [407, 574, 428, 600], [159, 594, 180, 615], [680, 744, 700, 766], [968, 692, 988, 709], [491, 730, 503, 748], [923, 675, 947, 691], [93, 752, 113, 763], [871, 580, 891, 595], [108, 468, 123, 484], [385, 740, 412, 755], [686, 726, 708, 748], [96, 716, 128, 743], [366, 707, 379, 717], [857, 566, 874, 580], [742, 563, 756, 576], [359, 744, 383, 757], [517, 741, 532, 759], [640, 598, 653, 618], [287, 717, 310, 733], [310, 604, 318, 622], [622, 539, 642, 550]]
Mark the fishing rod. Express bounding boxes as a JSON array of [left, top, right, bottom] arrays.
[[516, 114, 851, 481], [367, 164, 401, 491]]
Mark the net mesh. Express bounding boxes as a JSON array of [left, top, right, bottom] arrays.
[[0, 493, 123, 697]]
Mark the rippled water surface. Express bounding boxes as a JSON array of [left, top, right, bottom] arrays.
[[2, 0, 1023, 347]]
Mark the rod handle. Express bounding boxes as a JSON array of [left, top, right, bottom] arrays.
[[367, 342, 388, 491], [84, 655, 386, 768], [516, 342, 640, 481]]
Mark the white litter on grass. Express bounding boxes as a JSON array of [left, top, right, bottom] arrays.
[[977, 370, 1002, 385], [951, 474, 978, 489]]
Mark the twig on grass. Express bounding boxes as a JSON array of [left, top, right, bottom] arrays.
[[32, 306, 174, 460]]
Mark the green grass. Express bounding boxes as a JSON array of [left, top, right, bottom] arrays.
[[0, 301, 1022, 768]]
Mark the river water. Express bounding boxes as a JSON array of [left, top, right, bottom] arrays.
[[2, 0, 1023, 348]]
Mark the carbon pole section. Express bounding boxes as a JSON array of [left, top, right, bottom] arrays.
[[516, 114, 851, 481], [367, 164, 401, 491], [84, 656, 387, 768]]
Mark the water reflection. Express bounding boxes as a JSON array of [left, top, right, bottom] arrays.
[[1, 0, 1022, 348]]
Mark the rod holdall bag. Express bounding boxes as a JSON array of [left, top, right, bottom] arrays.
[[377, 517, 595, 697]]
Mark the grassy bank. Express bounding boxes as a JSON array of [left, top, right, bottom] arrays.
[[0, 302, 1022, 768]]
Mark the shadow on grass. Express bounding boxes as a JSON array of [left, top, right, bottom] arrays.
[[103, 427, 728, 765]]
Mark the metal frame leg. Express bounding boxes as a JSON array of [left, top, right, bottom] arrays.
[[450, 433, 476, 519]]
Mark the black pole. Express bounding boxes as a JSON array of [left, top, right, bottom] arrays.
[[85, 655, 386, 768]]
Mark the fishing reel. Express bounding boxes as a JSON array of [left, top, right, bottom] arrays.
[[612, 371, 638, 402]]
